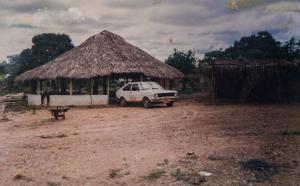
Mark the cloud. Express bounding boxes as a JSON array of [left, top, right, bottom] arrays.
[[0, 0, 65, 13], [226, 0, 300, 12], [101, 0, 151, 9], [9, 23, 39, 29], [0, 0, 299, 62], [264, 1, 300, 13], [33, 7, 86, 26]]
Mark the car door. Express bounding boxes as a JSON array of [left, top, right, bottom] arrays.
[[129, 83, 141, 102], [121, 83, 132, 101]]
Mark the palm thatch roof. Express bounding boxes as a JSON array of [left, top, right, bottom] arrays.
[[16, 30, 183, 81]]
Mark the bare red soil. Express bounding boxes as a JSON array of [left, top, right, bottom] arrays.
[[0, 100, 299, 185]]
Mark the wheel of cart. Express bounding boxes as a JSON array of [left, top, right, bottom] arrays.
[[48, 106, 70, 120]]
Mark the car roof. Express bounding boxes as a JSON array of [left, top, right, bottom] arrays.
[[126, 81, 156, 84]]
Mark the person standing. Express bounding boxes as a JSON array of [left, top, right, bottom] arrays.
[[41, 82, 52, 106]]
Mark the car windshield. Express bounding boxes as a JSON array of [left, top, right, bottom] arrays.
[[140, 82, 163, 90]]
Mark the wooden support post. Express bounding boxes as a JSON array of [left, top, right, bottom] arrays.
[[39, 80, 43, 94], [140, 74, 143, 82], [93, 77, 99, 94], [103, 77, 107, 94], [58, 79, 61, 92], [169, 79, 173, 90], [31, 80, 37, 94], [90, 79, 93, 95], [277, 63, 281, 102], [55, 79, 58, 92], [51, 80, 56, 90], [211, 65, 215, 105], [68, 79, 73, 95], [107, 76, 110, 104], [49, 80, 52, 89], [37, 81, 40, 94]]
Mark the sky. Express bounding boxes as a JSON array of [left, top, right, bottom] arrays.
[[0, 0, 299, 62]]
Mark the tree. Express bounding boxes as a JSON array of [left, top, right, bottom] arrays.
[[9, 33, 74, 76], [281, 37, 300, 61], [165, 49, 197, 75], [16, 49, 33, 74], [165, 49, 197, 91], [31, 33, 74, 68], [4, 33, 74, 92], [204, 31, 285, 62], [204, 50, 225, 63]]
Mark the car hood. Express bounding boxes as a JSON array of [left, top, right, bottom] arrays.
[[149, 89, 177, 94]]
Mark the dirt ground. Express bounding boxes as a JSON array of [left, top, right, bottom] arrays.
[[0, 100, 299, 186]]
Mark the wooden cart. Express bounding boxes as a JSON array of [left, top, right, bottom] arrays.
[[48, 106, 70, 120]]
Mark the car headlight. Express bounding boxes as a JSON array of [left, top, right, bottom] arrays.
[[154, 93, 158, 98]]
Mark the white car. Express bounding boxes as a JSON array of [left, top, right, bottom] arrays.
[[116, 82, 178, 108]]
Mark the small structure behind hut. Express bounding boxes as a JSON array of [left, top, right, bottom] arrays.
[[201, 60, 300, 103]]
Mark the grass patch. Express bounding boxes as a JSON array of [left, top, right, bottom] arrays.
[[56, 133, 68, 138], [39, 135, 54, 139], [185, 152, 198, 160], [185, 172, 206, 185], [146, 169, 166, 181], [157, 159, 169, 166], [14, 173, 25, 180], [4, 101, 26, 112], [61, 175, 69, 180], [109, 169, 120, 178], [281, 130, 300, 136], [38, 133, 68, 139], [171, 168, 186, 181], [208, 154, 225, 161], [47, 181, 60, 186], [0, 116, 11, 123], [124, 171, 130, 175], [13, 172, 33, 182]]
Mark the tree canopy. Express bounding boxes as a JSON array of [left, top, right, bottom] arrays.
[[165, 49, 197, 75], [17, 33, 74, 75], [204, 31, 300, 62], [3, 33, 74, 92]]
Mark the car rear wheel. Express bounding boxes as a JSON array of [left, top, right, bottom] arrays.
[[120, 97, 127, 107], [143, 97, 152, 108], [166, 101, 174, 107]]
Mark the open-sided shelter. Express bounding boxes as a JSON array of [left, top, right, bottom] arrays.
[[16, 30, 184, 106]]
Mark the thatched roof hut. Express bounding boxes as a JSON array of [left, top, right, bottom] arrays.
[[16, 30, 183, 81]]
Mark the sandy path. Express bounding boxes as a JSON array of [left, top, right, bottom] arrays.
[[0, 101, 299, 186]]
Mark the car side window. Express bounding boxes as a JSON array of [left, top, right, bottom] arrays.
[[132, 84, 139, 91], [123, 84, 132, 91]]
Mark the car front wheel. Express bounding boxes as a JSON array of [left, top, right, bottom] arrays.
[[143, 97, 152, 108], [166, 101, 174, 107]]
